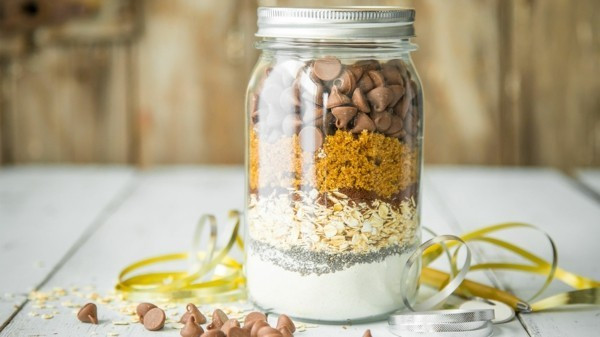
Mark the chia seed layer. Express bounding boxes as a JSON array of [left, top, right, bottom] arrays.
[[248, 237, 419, 276]]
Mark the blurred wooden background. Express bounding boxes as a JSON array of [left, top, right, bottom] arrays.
[[0, 0, 598, 170]]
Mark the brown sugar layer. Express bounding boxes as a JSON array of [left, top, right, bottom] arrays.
[[314, 130, 417, 197], [249, 129, 418, 198]]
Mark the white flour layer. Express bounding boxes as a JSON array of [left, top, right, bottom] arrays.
[[246, 251, 418, 322]]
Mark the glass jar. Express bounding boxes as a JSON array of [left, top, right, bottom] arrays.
[[245, 7, 423, 323]]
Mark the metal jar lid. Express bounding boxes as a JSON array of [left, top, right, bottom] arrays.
[[256, 7, 415, 41]]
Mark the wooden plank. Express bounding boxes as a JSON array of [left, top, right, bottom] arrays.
[[428, 167, 600, 337], [577, 169, 600, 197], [3, 44, 133, 163], [0, 167, 528, 336], [0, 166, 133, 329]]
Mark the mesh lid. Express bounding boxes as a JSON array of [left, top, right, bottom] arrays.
[[256, 7, 415, 40]]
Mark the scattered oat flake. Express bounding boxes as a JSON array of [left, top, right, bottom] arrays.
[[28, 311, 39, 317], [112, 321, 129, 325], [107, 332, 119, 336], [41, 314, 54, 319]]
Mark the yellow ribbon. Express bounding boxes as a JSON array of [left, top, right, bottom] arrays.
[[115, 210, 246, 303], [115, 214, 600, 311]]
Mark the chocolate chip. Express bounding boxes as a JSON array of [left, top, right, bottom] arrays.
[[201, 330, 226, 337], [276, 314, 296, 333], [333, 69, 356, 95], [389, 84, 405, 107], [352, 88, 371, 113], [257, 326, 282, 337], [77, 303, 98, 324], [278, 326, 293, 337], [382, 62, 403, 85], [371, 111, 393, 132], [143, 307, 165, 331], [385, 115, 404, 135], [326, 86, 351, 109], [180, 315, 204, 337], [355, 59, 380, 71], [398, 77, 414, 118], [229, 327, 251, 337], [357, 74, 374, 92], [222, 318, 241, 335], [367, 86, 393, 112], [388, 129, 407, 138], [368, 70, 385, 87], [351, 113, 376, 133], [281, 114, 302, 135], [209, 309, 229, 330], [243, 311, 267, 326], [363, 329, 373, 337], [180, 303, 207, 325], [250, 320, 270, 337], [348, 64, 364, 81], [393, 100, 408, 119], [299, 126, 324, 152], [312, 110, 334, 129], [404, 110, 418, 136], [331, 106, 358, 129], [136, 303, 156, 323], [313, 56, 342, 81]]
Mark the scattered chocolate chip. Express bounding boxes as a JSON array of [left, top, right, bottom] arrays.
[[368, 70, 385, 87], [250, 320, 270, 337], [278, 326, 293, 337], [363, 329, 373, 337], [143, 307, 165, 331], [331, 106, 358, 129], [367, 86, 393, 112], [229, 327, 251, 337], [352, 88, 371, 113], [244, 312, 267, 326], [351, 113, 376, 133], [281, 114, 302, 135], [388, 84, 405, 107], [299, 126, 324, 152], [180, 303, 207, 325], [333, 69, 356, 95], [201, 330, 226, 337], [257, 326, 282, 337], [357, 74, 375, 92], [275, 314, 296, 333], [209, 309, 229, 330], [180, 315, 204, 337], [385, 115, 404, 135], [371, 111, 393, 132], [222, 319, 241, 335], [313, 56, 343, 81], [77, 303, 98, 324], [326, 86, 351, 109]]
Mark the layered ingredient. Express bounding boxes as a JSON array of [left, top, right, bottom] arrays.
[[246, 55, 422, 320]]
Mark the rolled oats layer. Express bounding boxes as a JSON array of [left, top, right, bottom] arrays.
[[248, 190, 418, 255]]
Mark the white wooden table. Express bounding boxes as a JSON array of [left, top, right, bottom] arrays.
[[1, 166, 599, 337]]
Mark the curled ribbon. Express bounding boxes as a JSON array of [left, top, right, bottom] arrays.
[[116, 213, 600, 312], [115, 210, 245, 303], [404, 222, 600, 312]]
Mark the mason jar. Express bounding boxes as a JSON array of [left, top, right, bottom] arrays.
[[245, 7, 423, 323]]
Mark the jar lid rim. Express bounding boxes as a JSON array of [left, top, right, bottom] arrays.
[[256, 6, 415, 40]]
